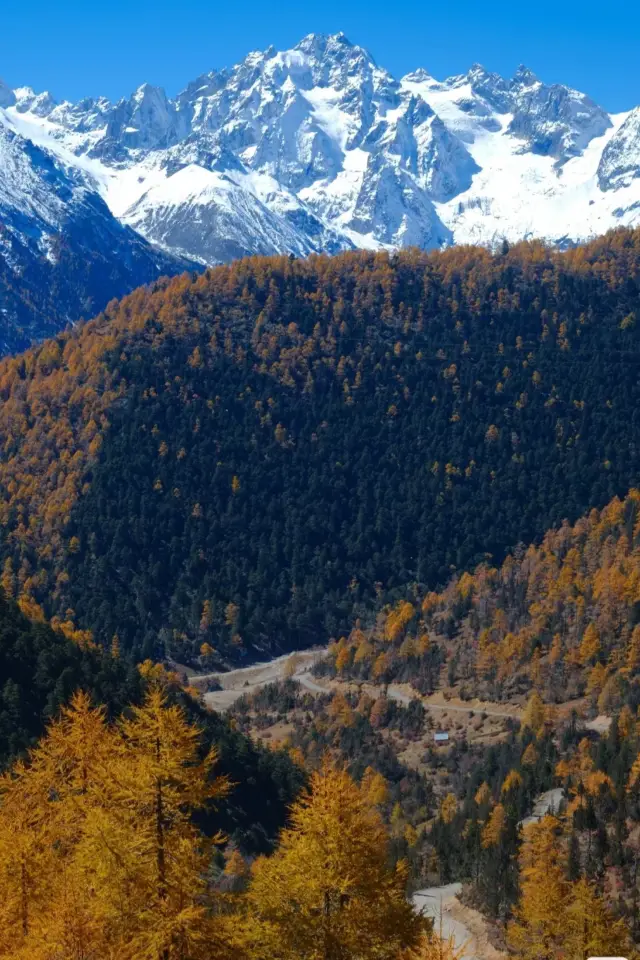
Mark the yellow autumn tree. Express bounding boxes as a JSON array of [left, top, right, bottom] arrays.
[[626, 624, 640, 672], [360, 767, 389, 807], [400, 928, 467, 960], [521, 692, 546, 737], [109, 689, 231, 960], [562, 878, 630, 960], [327, 693, 354, 728], [243, 764, 424, 960], [481, 803, 506, 849], [335, 645, 351, 674], [501, 769, 523, 797], [507, 816, 569, 959], [618, 704, 635, 739], [439, 793, 458, 825], [627, 750, 640, 792], [0, 689, 235, 960], [0, 759, 57, 957], [578, 623, 600, 666], [474, 782, 491, 807], [0, 693, 122, 959]]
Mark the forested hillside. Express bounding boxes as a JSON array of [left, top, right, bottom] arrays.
[[228, 673, 640, 956], [0, 587, 141, 766], [238, 486, 640, 954], [325, 489, 640, 712], [1, 229, 640, 659]]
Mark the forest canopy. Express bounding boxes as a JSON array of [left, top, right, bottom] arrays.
[[322, 489, 640, 710], [0, 229, 639, 659]]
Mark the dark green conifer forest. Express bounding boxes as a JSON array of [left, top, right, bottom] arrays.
[[0, 231, 639, 661]]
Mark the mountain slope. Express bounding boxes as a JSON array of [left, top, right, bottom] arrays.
[[2, 32, 640, 278], [0, 230, 639, 660], [0, 117, 188, 354], [324, 487, 640, 713]]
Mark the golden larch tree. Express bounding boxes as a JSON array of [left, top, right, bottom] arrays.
[[507, 815, 569, 959], [243, 764, 424, 960]]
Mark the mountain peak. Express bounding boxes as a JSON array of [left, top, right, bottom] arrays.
[[293, 31, 376, 67], [402, 67, 433, 83], [131, 82, 168, 103], [296, 31, 354, 51], [1, 32, 638, 283], [512, 64, 539, 86]]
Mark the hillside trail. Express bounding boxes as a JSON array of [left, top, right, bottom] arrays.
[[199, 653, 564, 960], [413, 781, 562, 960]]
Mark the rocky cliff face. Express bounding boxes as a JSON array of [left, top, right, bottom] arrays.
[[0, 118, 186, 354], [598, 107, 640, 191]]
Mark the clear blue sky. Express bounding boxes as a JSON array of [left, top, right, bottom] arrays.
[[2, 0, 639, 112]]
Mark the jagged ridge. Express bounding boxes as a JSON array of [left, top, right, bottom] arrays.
[[1, 32, 639, 281]]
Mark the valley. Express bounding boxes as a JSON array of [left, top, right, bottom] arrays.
[[199, 648, 520, 749], [0, 223, 639, 957]]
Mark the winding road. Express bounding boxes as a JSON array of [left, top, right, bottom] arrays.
[[199, 648, 520, 722]]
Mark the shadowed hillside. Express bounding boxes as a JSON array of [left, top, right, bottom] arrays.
[[0, 230, 639, 660]]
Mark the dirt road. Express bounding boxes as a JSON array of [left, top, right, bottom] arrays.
[[519, 787, 565, 828], [199, 649, 521, 723], [413, 883, 507, 960], [202, 649, 326, 710]]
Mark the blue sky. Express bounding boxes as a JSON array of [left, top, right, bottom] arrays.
[[2, 0, 639, 112]]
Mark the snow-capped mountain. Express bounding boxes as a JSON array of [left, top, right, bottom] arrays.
[[0, 109, 188, 354], [1, 32, 640, 348]]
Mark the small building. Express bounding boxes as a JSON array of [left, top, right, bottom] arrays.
[[433, 732, 449, 744]]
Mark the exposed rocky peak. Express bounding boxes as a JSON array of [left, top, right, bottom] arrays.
[[14, 87, 57, 117], [295, 31, 354, 56], [48, 95, 113, 133], [107, 83, 185, 151], [507, 78, 611, 161], [464, 64, 512, 113], [295, 33, 365, 75], [403, 68, 435, 85], [176, 71, 227, 107], [414, 115, 479, 201], [445, 61, 611, 161], [246, 88, 344, 190], [363, 95, 477, 201], [347, 150, 451, 248], [598, 108, 640, 191], [511, 64, 539, 88]]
